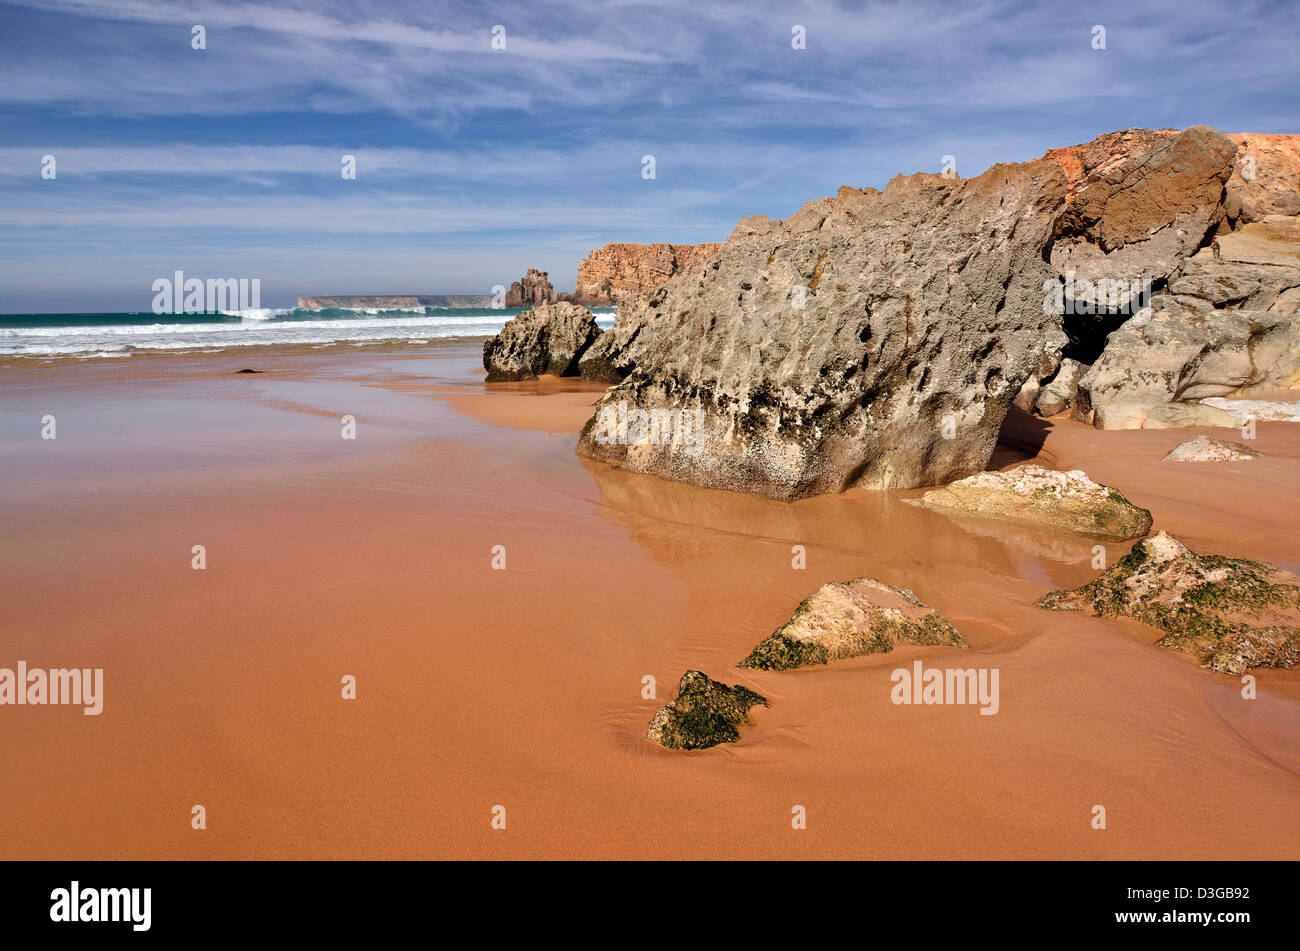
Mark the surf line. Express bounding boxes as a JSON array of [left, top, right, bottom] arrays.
[[0, 661, 103, 715]]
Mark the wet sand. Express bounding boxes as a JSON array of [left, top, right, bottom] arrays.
[[1, 343, 1297, 859]]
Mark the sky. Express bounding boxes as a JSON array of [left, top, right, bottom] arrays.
[[0, 0, 1297, 312]]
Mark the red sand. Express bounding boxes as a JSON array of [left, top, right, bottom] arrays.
[[1, 345, 1297, 858]]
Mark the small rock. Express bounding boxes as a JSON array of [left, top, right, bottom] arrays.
[[739, 579, 966, 670], [909, 464, 1153, 540], [482, 301, 601, 382], [1037, 531, 1300, 674], [1034, 358, 1085, 417], [645, 671, 768, 750], [235, 368, 262, 374], [1163, 435, 1263, 462]]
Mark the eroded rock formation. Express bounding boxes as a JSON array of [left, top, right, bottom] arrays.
[[1044, 126, 1237, 295], [576, 162, 1069, 500], [504, 268, 558, 309], [1072, 216, 1300, 428], [1226, 133, 1300, 223], [572, 126, 1299, 486], [1016, 129, 1300, 428]]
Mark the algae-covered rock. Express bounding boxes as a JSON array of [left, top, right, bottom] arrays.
[[908, 464, 1152, 540], [738, 579, 966, 671], [646, 671, 767, 750], [1162, 436, 1263, 462], [1037, 531, 1300, 674]]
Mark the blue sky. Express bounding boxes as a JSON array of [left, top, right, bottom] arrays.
[[0, 0, 1297, 312]]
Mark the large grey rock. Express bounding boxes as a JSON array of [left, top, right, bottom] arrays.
[[576, 162, 1069, 500], [482, 301, 601, 382]]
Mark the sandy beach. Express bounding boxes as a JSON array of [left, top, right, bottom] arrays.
[[1, 341, 1296, 860]]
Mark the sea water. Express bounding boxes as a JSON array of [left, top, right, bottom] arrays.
[[0, 307, 617, 360]]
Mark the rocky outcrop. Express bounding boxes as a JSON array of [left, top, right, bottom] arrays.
[[909, 465, 1152, 539], [571, 243, 721, 306], [738, 579, 965, 671], [1014, 129, 1298, 423], [1226, 134, 1300, 223], [482, 302, 601, 382], [1037, 531, 1300, 674], [573, 126, 1298, 477], [1045, 126, 1238, 298], [576, 161, 1068, 500], [1162, 436, 1262, 462], [504, 268, 558, 309], [1070, 215, 1300, 428], [646, 671, 767, 750], [1073, 300, 1300, 429], [1169, 216, 1300, 312]]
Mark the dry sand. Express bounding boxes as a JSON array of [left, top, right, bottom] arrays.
[[1, 344, 1297, 858]]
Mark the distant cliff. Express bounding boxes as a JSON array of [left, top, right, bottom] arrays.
[[297, 294, 494, 309], [572, 243, 722, 306]]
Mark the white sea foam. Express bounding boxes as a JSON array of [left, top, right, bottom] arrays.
[[222, 307, 290, 320]]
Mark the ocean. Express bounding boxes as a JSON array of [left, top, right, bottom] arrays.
[[0, 307, 618, 360]]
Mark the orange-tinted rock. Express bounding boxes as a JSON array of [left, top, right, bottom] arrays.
[[1037, 127, 1300, 233], [1226, 133, 1300, 222], [572, 242, 721, 306], [1041, 128, 1179, 206], [1040, 126, 1238, 292]]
